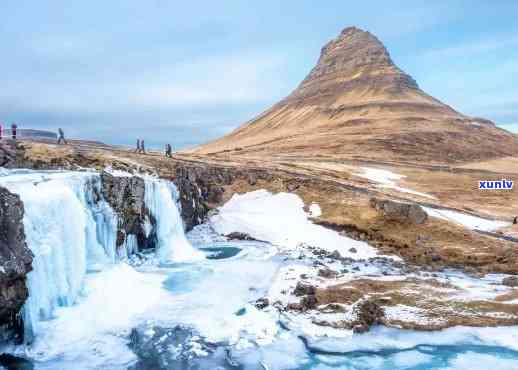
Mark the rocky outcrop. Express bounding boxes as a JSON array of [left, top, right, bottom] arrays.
[[370, 197, 428, 224], [171, 165, 273, 231], [0, 142, 25, 169], [0, 187, 33, 343], [502, 276, 518, 287], [100, 171, 155, 250]]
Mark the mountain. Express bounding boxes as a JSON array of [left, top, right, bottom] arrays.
[[191, 27, 518, 163]]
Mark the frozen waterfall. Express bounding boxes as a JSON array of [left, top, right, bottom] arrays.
[[144, 177, 204, 263], [0, 170, 199, 341]]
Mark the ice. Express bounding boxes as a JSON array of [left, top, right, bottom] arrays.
[[0, 169, 199, 342], [424, 207, 509, 231], [304, 325, 518, 354], [14, 264, 166, 368], [143, 176, 204, 263], [210, 189, 380, 259], [391, 350, 433, 368], [0, 172, 119, 339], [447, 352, 518, 370], [356, 167, 436, 199]]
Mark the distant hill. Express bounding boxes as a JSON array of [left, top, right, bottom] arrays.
[[191, 27, 518, 163]]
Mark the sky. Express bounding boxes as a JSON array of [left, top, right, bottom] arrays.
[[1, 0, 517, 149]]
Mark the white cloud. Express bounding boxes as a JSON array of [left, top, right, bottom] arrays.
[[422, 36, 518, 60], [0, 50, 290, 113]]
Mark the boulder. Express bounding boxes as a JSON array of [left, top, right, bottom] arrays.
[[294, 282, 316, 297], [318, 268, 339, 278], [370, 197, 428, 225], [502, 276, 518, 287], [352, 299, 385, 333]]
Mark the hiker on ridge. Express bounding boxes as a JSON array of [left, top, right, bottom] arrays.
[[57, 128, 67, 144], [135, 139, 141, 153], [11, 123, 17, 140], [165, 143, 172, 158], [140, 140, 146, 154]]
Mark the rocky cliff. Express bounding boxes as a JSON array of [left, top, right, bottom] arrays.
[[0, 187, 33, 343], [191, 27, 518, 163], [100, 171, 156, 250]]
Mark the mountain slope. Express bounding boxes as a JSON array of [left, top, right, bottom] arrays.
[[191, 27, 518, 163]]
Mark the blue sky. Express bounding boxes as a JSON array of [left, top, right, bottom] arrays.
[[1, 0, 517, 148]]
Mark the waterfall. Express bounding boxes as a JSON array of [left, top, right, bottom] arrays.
[[143, 177, 204, 263], [0, 170, 200, 341]]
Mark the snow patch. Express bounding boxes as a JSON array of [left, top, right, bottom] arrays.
[[210, 190, 380, 259], [356, 167, 435, 199], [424, 207, 509, 232]]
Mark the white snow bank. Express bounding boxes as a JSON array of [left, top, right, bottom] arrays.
[[309, 203, 322, 218], [424, 207, 509, 232], [356, 167, 435, 199], [210, 190, 380, 259]]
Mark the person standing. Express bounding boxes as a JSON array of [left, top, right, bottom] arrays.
[[11, 123, 17, 140], [140, 140, 146, 154], [0, 122, 3, 140], [57, 128, 67, 144], [135, 139, 141, 153], [165, 143, 172, 157]]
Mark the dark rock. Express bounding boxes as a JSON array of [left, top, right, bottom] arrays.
[[225, 232, 257, 241], [247, 173, 257, 186], [255, 297, 270, 310], [100, 171, 154, 251], [286, 302, 303, 311], [321, 303, 346, 313], [352, 299, 385, 333], [0, 354, 34, 369], [370, 197, 428, 225], [173, 167, 212, 231], [0, 186, 33, 343], [502, 276, 518, 287], [349, 247, 357, 254], [318, 268, 339, 278], [294, 282, 316, 296], [286, 183, 300, 192], [301, 295, 318, 310], [329, 250, 343, 260]]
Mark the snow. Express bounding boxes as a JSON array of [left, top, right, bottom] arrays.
[[424, 207, 509, 232], [309, 203, 322, 218], [210, 189, 380, 259], [356, 167, 436, 199], [103, 166, 133, 177]]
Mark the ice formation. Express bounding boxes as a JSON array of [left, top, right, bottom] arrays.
[[0, 170, 199, 340]]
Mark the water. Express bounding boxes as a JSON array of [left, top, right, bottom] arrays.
[[1, 170, 517, 369]]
